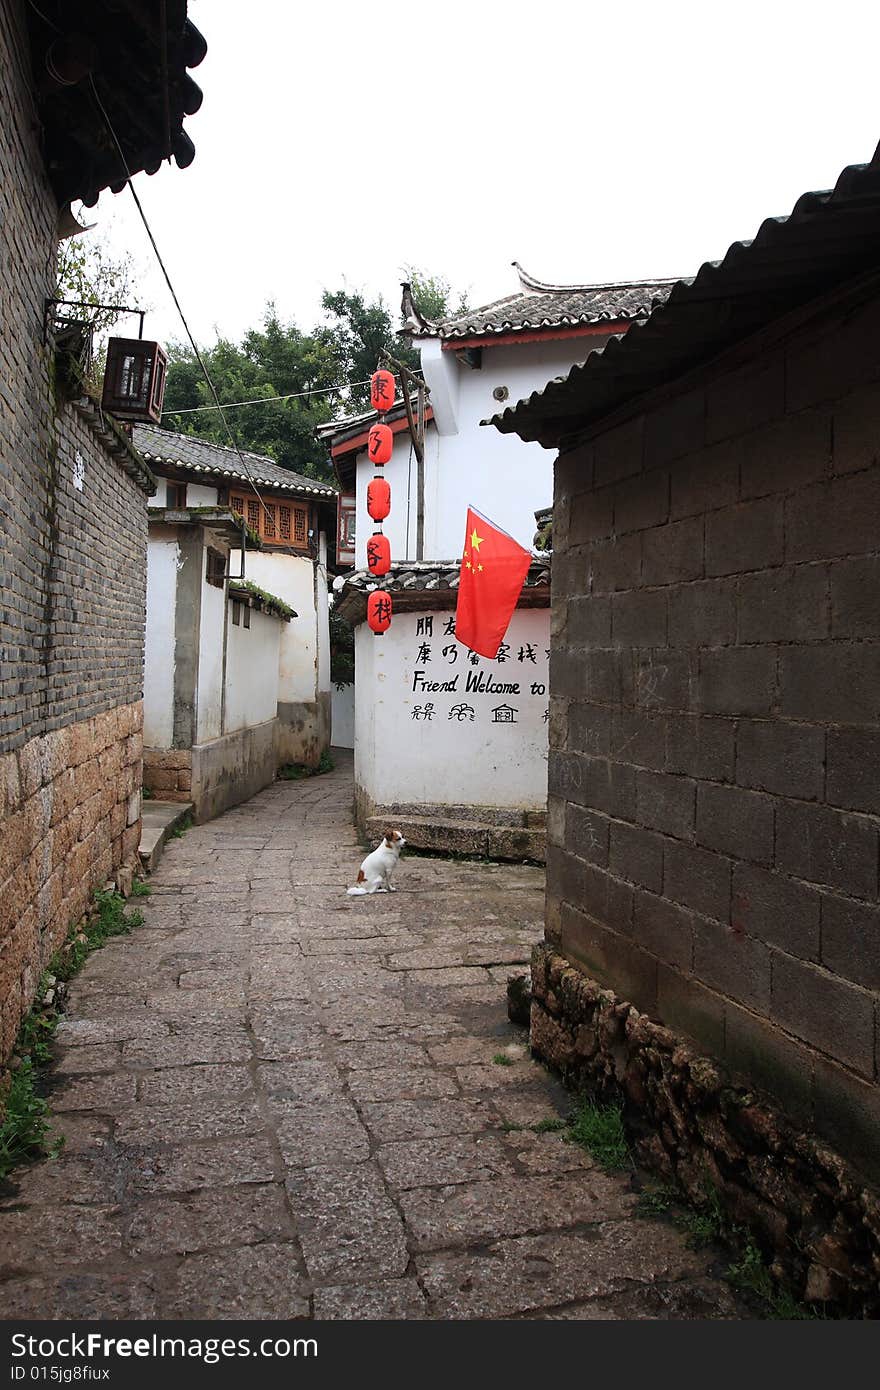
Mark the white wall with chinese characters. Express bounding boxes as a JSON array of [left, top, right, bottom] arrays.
[[354, 605, 550, 812]]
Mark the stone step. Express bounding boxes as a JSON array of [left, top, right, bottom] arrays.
[[139, 800, 194, 874], [365, 813, 545, 864]]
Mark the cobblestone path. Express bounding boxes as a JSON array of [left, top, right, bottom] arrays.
[[0, 753, 740, 1319]]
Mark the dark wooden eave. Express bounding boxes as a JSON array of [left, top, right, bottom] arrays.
[[25, 0, 206, 207]]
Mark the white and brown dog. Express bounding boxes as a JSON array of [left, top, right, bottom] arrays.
[[347, 829, 406, 895]]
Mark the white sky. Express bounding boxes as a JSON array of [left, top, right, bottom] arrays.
[[88, 0, 880, 351]]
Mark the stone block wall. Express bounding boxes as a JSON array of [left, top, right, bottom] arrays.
[[546, 284, 880, 1184], [531, 943, 880, 1317], [0, 705, 143, 1060], [143, 748, 193, 802], [0, 1, 151, 1065]]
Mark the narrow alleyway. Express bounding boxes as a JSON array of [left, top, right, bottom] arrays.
[[0, 753, 740, 1319]]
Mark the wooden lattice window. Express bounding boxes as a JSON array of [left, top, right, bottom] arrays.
[[227, 491, 309, 548]]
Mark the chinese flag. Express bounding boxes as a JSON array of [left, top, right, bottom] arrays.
[[455, 506, 532, 658]]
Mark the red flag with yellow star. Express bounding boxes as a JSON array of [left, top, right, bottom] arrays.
[[455, 506, 532, 659]]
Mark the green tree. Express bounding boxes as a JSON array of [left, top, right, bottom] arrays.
[[161, 271, 469, 482], [55, 233, 140, 334], [161, 305, 344, 481], [54, 231, 143, 389]]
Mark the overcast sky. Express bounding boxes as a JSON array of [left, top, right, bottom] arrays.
[[88, 0, 880, 353]]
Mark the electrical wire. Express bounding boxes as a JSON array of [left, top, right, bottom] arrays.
[[166, 379, 374, 414], [86, 74, 274, 525], [26, 0, 62, 34]]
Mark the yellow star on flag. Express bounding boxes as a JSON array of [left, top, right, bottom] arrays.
[[470, 528, 484, 551], [477, 563, 484, 572]]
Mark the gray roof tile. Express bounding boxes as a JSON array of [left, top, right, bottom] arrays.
[[402, 267, 678, 341], [133, 424, 337, 497]]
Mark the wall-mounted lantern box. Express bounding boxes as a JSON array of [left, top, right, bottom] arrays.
[[102, 337, 167, 423]]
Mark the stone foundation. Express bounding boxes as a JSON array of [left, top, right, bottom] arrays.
[[356, 784, 546, 862], [530, 941, 880, 1317], [0, 703, 143, 1062], [190, 718, 279, 823], [143, 747, 192, 802]]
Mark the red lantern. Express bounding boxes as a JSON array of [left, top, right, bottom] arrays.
[[370, 369, 395, 414], [367, 589, 392, 634], [367, 476, 391, 521], [366, 532, 391, 576], [368, 422, 393, 465]]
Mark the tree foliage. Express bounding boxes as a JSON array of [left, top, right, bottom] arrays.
[[54, 230, 143, 389], [55, 233, 140, 335], [161, 268, 468, 483]]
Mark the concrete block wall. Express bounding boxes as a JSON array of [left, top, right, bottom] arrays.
[[0, 2, 150, 1065], [547, 286, 880, 1179]]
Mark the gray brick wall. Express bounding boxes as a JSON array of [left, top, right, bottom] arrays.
[[0, 0, 147, 755], [549, 286, 880, 1175], [0, 1, 149, 1063]]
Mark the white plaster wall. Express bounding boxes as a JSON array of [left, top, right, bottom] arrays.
[[354, 335, 614, 565], [159, 479, 218, 506], [233, 550, 318, 705], [196, 561, 225, 744], [224, 605, 281, 734], [143, 537, 178, 748], [354, 606, 549, 811], [331, 683, 355, 748], [316, 532, 331, 695]]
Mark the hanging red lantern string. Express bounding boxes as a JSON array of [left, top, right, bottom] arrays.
[[370, 369, 395, 414], [366, 531, 391, 576], [366, 367, 396, 635], [368, 422, 393, 465], [367, 589, 393, 635], [367, 475, 391, 521]]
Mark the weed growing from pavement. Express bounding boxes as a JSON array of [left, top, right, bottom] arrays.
[[130, 879, 152, 897], [499, 1117, 568, 1135], [0, 889, 144, 1181], [278, 750, 335, 781], [566, 1096, 632, 1171], [169, 812, 193, 839], [492, 1053, 513, 1067], [636, 1178, 824, 1319]]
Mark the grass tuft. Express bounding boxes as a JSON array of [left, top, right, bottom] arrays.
[[492, 1053, 513, 1067], [0, 889, 144, 1181], [566, 1096, 631, 1171], [278, 750, 335, 781], [0, 1059, 61, 1180], [169, 812, 193, 840], [531, 1117, 568, 1134]]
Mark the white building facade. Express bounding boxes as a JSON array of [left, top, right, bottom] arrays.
[[324, 268, 674, 858], [136, 427, 337, 820]]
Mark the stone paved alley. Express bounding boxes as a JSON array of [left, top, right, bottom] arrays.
[[0, 754, 741, 1319]]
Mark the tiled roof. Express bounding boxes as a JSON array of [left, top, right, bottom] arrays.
[[316, 397, 415, 445], [133, 425, 337, 498], [332, 559, 550, 623], [401, 265, 678, 341], [490, 148, 880, 448]]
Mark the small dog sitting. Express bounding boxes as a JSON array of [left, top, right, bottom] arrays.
[[347, 829, 406, 895]]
